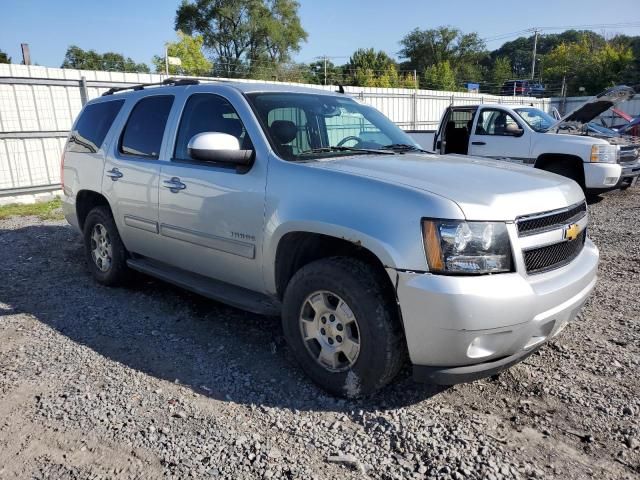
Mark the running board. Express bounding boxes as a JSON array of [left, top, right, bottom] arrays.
[[126, 258, 281, 316]]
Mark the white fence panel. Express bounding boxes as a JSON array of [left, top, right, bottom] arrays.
[[0, 64, 549, 195]]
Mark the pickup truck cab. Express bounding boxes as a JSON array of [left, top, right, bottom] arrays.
[[62, 79, 598, 397], [433, 86, 640, 192]]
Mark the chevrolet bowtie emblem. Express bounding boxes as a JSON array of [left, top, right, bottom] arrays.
[[564, 223, 581, 241]]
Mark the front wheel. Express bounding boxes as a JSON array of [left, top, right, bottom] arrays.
[[83, 206, 129, 286], [281, 257, 405, 398]]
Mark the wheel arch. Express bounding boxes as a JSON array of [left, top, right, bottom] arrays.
[[534, 153, 585, 186], [272, 228, 398, 302], [75, 189, 112, 231]]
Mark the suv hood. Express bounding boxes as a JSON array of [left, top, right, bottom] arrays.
[[550, 85, 636, 130], [310, 153, 584, 221]]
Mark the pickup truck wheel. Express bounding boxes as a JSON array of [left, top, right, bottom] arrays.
[[282, 257, 405, 398], [83, 206, 129, 286]]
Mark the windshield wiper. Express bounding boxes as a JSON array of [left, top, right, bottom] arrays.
[[298, 146, 394, 156], [381, 143, 429, 153]]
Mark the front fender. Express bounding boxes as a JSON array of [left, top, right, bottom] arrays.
[[261, 157, 464, 293]]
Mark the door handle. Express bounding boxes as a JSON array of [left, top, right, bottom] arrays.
[[106, 168, 123, 180], [472, 141, 486, 146], [163, 177, 186, 193]]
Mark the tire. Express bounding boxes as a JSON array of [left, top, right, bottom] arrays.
[[83, 206, 129, 286], [540, 162, 585, 192], [281, 257, 405, 398]]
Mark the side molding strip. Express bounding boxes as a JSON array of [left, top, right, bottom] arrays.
[[160, 224, 255, 259], [124, 215, 159, 234]]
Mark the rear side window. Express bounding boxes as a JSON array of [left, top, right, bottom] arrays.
[[120, 95, 174, 158], [67, 100, 124, 154]]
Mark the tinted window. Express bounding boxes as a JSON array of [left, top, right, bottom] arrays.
[[174, 94, 251, 161], [67, 100, 124, 154], [120, 95, 174, 158]]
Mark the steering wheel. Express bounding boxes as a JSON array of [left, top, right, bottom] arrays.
[[337, 135, 363, 147]]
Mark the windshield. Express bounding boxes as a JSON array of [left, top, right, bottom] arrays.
[[514, 107, 556, 132], [246, 92, 419, 160]]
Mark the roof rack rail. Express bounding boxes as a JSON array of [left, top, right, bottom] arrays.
[[102, 77, 200, 96]]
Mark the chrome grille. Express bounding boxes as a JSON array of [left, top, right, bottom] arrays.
[[517, 202, 587, 237], [523, 231, 586, 274], [619, 146, 638, 164]]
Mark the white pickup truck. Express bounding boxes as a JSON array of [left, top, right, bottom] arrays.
[[432, 86, 640, 193]]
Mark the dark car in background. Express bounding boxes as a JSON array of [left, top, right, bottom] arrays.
[[500, 80, 546, 97]]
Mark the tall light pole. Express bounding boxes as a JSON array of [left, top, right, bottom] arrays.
[[323, 55, 328, 85], [531, 28, 539, 80]]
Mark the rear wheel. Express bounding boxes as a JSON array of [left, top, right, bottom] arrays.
[[83, 206, 129, 286], [282, 257, 405, 398]]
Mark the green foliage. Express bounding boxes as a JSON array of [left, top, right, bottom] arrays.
[[61, 46, 150, 72], [0, 198, 63, 221], [423, 61, 457, 91], [543, 35, 634, 95], [399, 26, 486, 84], [490, 57, 512, 94], [0, 49, 10, 64], [306, 59, 344, 85], [175, 0, 307, 77], [345, 49, 415, 88], [152, 31, 212, 75]]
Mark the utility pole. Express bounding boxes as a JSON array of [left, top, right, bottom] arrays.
[[323, 55, 328, 86], [164, 46, 169, 76], [560, 74, 567, 114], [21, 43, 31, 65], [531, 28, 539, 80]]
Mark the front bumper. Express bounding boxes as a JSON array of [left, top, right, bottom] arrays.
[[395, 238, 598, 384], [618, 161, 640, 185], [584, 163, 621, 189]]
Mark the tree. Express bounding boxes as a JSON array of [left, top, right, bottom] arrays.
[[609, 34, 640, 86], [490, 56, 512, 93], [423, 60, 457, 91], [0, 49, 10, 64], [543, 35, 634, 95], [305, 59, 344, 85], [490, 30, 606, 78], [399, 26, 486, 83], [152, 31, 212, 75], [61, 46, 150, 72], [175, 0, 307, 77], [346, 48, 396, 86]]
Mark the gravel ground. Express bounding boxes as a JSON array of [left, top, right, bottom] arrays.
[[0, 189, 638, 480]]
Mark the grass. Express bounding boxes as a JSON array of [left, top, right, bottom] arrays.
[[0, 197, 64, 221]]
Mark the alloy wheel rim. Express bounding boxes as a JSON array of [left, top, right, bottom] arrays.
[[90, 223, 112, 272], [299, 290, 361, 372]]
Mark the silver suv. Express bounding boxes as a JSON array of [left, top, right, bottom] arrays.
[[62, 79, 599, 397]]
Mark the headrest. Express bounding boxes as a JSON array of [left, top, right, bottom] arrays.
[[270, 120, 297, 144]]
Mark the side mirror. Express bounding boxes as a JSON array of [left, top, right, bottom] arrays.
[[187, 132, 253, 165]]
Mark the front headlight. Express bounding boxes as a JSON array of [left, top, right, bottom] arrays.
[[422, 219, 512, 274], [590, 144, 617, 163]]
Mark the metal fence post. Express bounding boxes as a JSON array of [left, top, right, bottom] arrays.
[[412, 90, 418, 130], [79, 76, 88, 106]]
